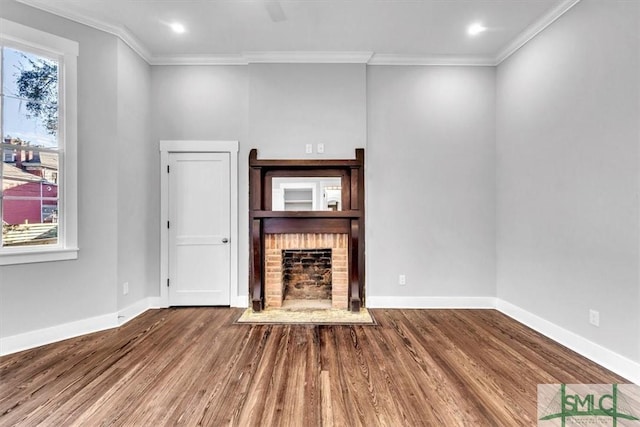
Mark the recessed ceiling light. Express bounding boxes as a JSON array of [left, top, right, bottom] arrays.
[[170, 22, 186, 34], [467, 22, 487, 37]]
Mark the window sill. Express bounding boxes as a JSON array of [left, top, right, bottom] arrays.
[[0, 247, 79, 266]]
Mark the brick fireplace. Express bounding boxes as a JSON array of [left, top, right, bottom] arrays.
[[249, 148, 365, 312], [264, 233, 348, 309]]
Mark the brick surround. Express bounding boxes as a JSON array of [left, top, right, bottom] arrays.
[[265, 233, 348, 309]]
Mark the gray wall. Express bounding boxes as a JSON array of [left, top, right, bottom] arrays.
[[116, 39, 154, 310], [150, 63, 367, 302], [248, 63, 367, 159], [0, 1, 157, 337], [152, 63, 495, 303], [150, 65, 249, 301], [367, 66, 497, 298], [1, 1, 120, 335], [496, 0, 640, 361], [151, 66, 248, 142]]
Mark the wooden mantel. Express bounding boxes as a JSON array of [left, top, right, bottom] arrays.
[[249, 148, 365, 312]]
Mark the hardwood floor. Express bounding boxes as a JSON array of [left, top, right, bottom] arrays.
[[0, 308, 628, 426]]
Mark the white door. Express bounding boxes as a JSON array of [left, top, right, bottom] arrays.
[[168, 152, 230, 306]]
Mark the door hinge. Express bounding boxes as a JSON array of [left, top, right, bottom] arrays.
[[167, 221, 170, 229], [167, 165, 170, 173], [167, 278, 170, 287]]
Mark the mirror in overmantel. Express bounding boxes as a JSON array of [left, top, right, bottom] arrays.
[[272, 177, 342, 211]]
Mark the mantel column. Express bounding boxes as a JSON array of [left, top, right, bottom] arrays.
[[251, 219, 263, 311], [350, 221, 361, 312]]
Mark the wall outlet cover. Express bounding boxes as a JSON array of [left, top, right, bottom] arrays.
[[589, 309, 599, 327]]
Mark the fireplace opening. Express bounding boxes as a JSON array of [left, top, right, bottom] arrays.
[[264, 233, 348, 310], [282, 249, 332, 305]]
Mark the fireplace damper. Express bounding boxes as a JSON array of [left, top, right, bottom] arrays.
[[282, 249, 332, 300]]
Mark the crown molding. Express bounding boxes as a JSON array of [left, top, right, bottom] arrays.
[[242, 51, 374, 64], [150, 54, 248, 66], [18, 0, 582, 67], [153, 52, 494, 67], [368, 54, 495, 67], [17, 0, 152, 62], [495, 0, 582, 64], [150, 52, 373, 66]]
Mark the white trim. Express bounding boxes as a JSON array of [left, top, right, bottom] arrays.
[[367, 296, 639, 384], [159, 149, 170, 307], [159, 140, 239, 308], [366, 296, 497, 309], [0, 18, 78, 56], [495, 0, 582, 64], [496, 300, 640, 385], [150, 55, 248, 66], [368, 54, 495, 67], [2, 295, 638, 384], [243, 51, 373, 64], [15, 1, 581, 67], [0, 247, 78, 265], [147, 296, 165, 309], [0, 19, 79, 265], [117, 298, 155, 326], [232, 295, 249, 308], [16, 0, 151, 62], [0, 298, 162, 356], [0, 311, 116, 356], [159, 140, 239, 153]]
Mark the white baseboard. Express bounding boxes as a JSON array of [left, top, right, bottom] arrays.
[[0, 311, 117, 356], [366, 296, 498, 309], [232, 295, 249, 308], [147, 296, 165, 309], [368, 296, 639, 384], [3, 295, 638, 385], [0, 296, 160, 356], [117, 297, 158, 326], [495, 300, 640, 385], [0, 294, 245, 356]]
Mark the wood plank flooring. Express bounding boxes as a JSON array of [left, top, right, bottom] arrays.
[[0, 308, 629, 426]]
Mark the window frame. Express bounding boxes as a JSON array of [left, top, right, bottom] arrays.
[[0, 19, 78, 265]]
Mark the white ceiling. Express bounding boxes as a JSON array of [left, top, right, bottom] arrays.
[[16, 0, 581, 65]]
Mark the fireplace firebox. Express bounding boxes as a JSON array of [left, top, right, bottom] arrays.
[[283, 249, 332, 300]]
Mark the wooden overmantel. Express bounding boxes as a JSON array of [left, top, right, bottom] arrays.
[[249, 148, 365, 312]]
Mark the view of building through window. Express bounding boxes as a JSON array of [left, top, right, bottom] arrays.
[[1, 46, 60, 247]]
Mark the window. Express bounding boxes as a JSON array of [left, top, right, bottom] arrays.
[[0, 19, 78, 265]]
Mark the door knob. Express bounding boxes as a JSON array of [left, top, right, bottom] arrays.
[[222, 238, 229, 243]]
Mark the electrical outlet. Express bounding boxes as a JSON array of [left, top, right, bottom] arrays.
[[123, 282, 129, 295], [399, 274, 406, 286], [589, 309, 599, 327], [305, 144, 313, 154], [317, 143, 325, 154]]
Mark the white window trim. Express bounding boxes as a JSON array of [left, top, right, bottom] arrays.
[[0, 19, 78, 265]]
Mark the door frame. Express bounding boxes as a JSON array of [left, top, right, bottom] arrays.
[[159, 140, 239, 308]]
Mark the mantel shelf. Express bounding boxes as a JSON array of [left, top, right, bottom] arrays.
[[251, 210, 361, 219], [250, 158, 361, 169]]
